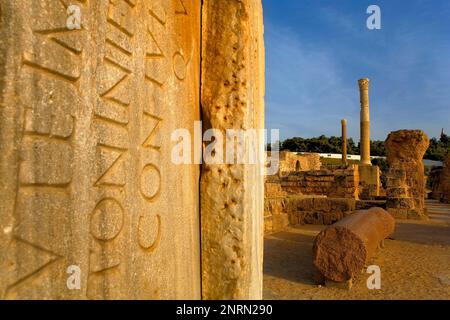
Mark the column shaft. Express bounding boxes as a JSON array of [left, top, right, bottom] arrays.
[[341, 119, 348, 166], [358, 78, 372, 166]]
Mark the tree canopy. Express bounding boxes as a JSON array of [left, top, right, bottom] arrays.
[[278, 134, 449, 161]]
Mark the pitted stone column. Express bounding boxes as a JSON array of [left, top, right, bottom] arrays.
[[341, 119, 348, 166], [358, 78, 372, 166], [201, 0, 265, 299]]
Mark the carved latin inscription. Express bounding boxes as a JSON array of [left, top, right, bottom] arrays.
[[0, 0, 201, 299]]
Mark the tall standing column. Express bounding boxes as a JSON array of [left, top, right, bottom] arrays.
[[341, 119, 348, 166], [358, 78, 372, 166]]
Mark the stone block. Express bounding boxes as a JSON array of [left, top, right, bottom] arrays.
[[200, 0, 265, 300], [0, 0, 201, 299], [272, 213, 290, 232]]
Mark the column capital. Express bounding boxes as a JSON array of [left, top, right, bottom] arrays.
[[341, 119, 347, 126], [358, 78, 370, 90]]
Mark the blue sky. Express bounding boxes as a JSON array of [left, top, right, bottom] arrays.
[[263, 0, 450, 141]]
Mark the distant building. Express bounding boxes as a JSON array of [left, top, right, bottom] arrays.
[[306, 153, 443, 167]]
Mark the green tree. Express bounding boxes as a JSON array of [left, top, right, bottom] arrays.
[[425, 134, 450, 161]]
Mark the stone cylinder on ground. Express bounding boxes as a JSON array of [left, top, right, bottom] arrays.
[[313, 207, 395, 282]]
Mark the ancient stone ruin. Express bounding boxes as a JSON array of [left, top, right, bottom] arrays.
[[358, 79, 372, 167], [263, 85, 386, 233], [279, 167, 359, 199], [201, 0, 265, 300], [439, 156, 450, 203], [357, 78, 381, 199], [0, 0, 265, 300], [385, 130, 430, 219], [263, 82, 386, 233], [313, 207, 395, 284], [430, 155, 450, 204], [264, 182, 289, 234], [341, 119, 348, 166], [1, 0, 447, 301], [274, 151, 321, 176]]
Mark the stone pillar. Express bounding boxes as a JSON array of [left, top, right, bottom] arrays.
[[358, 78, 371, 166], [0, 1, 201, 299], [385, 130, 430, 219], [341, 119, 348, 166], [201, 0, 265, 299]]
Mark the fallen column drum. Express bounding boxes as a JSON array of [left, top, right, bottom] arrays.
[[313, 207, 395, 282]]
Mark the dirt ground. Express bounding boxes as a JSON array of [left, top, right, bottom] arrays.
[[263, 200, 450, 300]]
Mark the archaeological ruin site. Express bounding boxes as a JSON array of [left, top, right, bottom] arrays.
[[0, 0, 449, 301]]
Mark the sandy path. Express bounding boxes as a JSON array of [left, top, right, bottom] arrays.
[[263, 200, 450, 300]]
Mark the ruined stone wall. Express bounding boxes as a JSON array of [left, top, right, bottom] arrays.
[[264, 181, 289, 234], [287, 197, 356, 226], [264, 167, 360, 228], [439, 156, 450, 203], [264, 178, 356, 229], [358, 165, 381, 199], [429, 166, 443, 200], [279, 166, 359, 199], [0, 0, 202, 299], [277, 151, 321, 175], [385, 130, 429, 219]]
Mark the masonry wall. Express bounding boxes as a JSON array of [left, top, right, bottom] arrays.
[[276, 151, 321, 175], [264, 182, 289, 234], [358, 165, 381, 199], [263, 165, 359, 231], [279, 166, 359, 199], [286, 197, 356, 226], [440, 156, 450, 204]]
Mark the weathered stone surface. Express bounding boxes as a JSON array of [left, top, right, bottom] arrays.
[[287, 197, 356, 226], [201, 0, 265, 300], [385, 130, 429, 219], [356, 200, 386, 210], [0, 0, 201, 299], [358, 78, 371, 166], [429, 166, 444, 200], [341, 119, 348, 166], [385, 130, 430, 163], [264, 181, 288, 234], [358, 165, 380, 199], [275, 151, 321, 175], [439, 156, 450, 204], [313, 207, 395, 282], [279, 166, 359, 199]]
